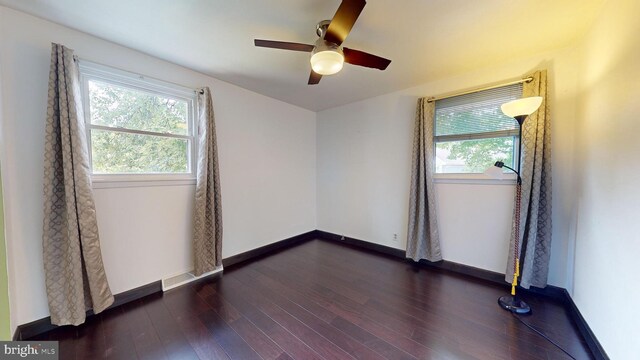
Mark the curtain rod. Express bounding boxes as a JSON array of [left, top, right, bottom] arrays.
[[426, 77, 533, 103]]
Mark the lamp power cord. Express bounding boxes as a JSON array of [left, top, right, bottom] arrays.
[[510, 311, 577, 359]]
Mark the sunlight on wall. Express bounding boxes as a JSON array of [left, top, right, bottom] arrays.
[[572, 1, 640, 358]]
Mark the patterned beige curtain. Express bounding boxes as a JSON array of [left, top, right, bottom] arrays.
[[193, 87, 223, 276], [406, 98, 442, 262], [42, 43, 114, 326], [505, 70, 552, 288]]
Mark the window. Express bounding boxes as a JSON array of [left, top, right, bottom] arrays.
[[79, 62, 197, 182], [434, 83, 522, 175]]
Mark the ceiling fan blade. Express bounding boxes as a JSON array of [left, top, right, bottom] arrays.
[[254, 39, 315, 52], [343, 48, 391, 70], [324, 0, 366, 46], [308, 70, 322, 85]]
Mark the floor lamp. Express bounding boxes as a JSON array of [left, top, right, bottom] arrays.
[[484, 96, 543, 314]]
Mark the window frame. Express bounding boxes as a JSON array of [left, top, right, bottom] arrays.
[[78, 61, 198, 186], [432, 87, 521, 183]]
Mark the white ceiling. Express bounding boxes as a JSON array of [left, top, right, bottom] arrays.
[[0, 0, 604, 111]]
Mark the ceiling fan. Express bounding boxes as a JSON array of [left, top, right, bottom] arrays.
[[254, 0, 391, 85]]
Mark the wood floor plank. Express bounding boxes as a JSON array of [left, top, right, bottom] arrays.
[[329, 316, 417, 360], [197, 287, 290, 360], [255, 257, 448, 359], [196, 287, 288, 360], [121, 298, 169, 360], [30, 239, 593, 360], [162, 285, 260, 360], [223, 273, 356, 360], [174, 312, 231, 360], [245, 264, 416, 360], [268, 252, 370, 305], [197, 309, 263, 360], [46, 324, 77, 360], [233, 267, 387, 360], [214, 279, 325, 360], [101, 307, 139, 360], [230, 316, 290, 360], [74, 313, 107, 360], [142, 295, 200, 360], [238, 266, 338, 323], [293, 241, 590, 359]]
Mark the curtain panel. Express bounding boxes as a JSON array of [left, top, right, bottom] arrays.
[[42, 43, 114, 326], [193, 87, 223, 276], [505, 70, 553, 288], [406, 98, 442, 262]]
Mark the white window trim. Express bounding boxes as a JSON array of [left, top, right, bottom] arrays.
[[78, 60, 198, 186], [92, 178, 196, 189], [433, 172, 517, 185]]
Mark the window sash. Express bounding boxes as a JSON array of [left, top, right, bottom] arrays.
[[78, 60, 197, 179], [89, 124, 192, 141]]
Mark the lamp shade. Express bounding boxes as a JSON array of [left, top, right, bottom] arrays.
[[310, 39, 344, 75], [501, 96, 543, 118]]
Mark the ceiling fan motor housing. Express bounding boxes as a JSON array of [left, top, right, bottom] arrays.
[[316, 20, 332, 38]]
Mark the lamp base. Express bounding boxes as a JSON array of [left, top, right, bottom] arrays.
[[498, 295, 531, 314]]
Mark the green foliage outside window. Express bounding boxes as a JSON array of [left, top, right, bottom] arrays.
[[88, 81, 190, 174], [436, 137, 515, 173]]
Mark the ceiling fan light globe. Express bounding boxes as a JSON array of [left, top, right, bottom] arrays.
[[310, 50, 344, 75], [310, 39, 344, 76]]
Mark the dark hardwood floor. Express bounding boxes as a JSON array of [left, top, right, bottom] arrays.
[[30, 239, 592, 359]]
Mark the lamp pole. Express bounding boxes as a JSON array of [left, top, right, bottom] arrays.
[[494, 114, 526, 183], [514, 115, 526, 183], [486, 96, 542, 314], [495, 114, 530, 314]]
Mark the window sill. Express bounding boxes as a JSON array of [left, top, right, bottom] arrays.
[[433, 173, 517, 185], [92, 177, 196, 189]]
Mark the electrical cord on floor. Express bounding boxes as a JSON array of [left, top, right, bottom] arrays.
[[510, 311, 577, 359]]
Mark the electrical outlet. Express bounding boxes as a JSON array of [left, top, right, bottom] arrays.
[[393, 233, 398, 242]]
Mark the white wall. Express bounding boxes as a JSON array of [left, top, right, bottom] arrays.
[[317, 46, 581, 284], [571, 1, 640, 358], [3, 3, 637, 357], [0, 6, 316, 332]]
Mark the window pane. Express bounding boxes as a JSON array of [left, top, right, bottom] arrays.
[[435, 137, 515, 173], [91, 130, 189, 174], [88, 80, 189, 135]]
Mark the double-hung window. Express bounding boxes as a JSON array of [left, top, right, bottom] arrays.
[[79, 61, 197, 183], [433, 83, 522, 176]]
